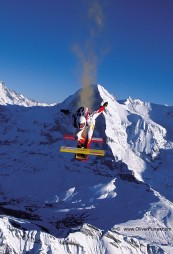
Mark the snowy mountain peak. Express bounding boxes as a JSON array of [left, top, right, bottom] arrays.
[[0, 81, 52, 107]]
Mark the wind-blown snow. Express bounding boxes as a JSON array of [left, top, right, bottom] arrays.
[[0, 82, 173, 253]]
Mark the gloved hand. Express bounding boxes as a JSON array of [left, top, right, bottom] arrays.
[[103, 102, 108, 107], [60, 109, 71, 115]]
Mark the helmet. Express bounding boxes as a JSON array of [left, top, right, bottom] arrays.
[[77, 115, 86, 129], [75, 107, 89, 129]]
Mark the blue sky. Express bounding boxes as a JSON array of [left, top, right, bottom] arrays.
[[0, 0, 173, 105]]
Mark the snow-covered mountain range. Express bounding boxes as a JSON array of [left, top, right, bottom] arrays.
[[0, 82, 173, 253], [0, 81, 52, 107]]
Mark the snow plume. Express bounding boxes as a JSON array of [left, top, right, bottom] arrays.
[[72, 0, 105, 109], [73, 44, 97, 108]]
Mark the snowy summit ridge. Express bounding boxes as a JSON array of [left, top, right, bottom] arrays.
[[0, 81, 52, 107], [0, 83, 173, 253]]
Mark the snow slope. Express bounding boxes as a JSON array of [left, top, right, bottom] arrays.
[[0, 83, 173, 253]]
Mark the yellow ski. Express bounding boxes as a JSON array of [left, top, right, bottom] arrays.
[[60, 146, 105, 156]]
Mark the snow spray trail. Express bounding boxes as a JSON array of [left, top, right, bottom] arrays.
[[73, 0, 105, 109]]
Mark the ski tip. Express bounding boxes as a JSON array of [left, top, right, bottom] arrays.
[[60, 146, 105, 156]]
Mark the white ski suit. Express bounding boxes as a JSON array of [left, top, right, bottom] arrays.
[[73, 105, 106, 148], [60, 102, 108, 148]]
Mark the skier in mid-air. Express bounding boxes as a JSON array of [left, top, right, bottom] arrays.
[[60, 101, 108, 149]]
